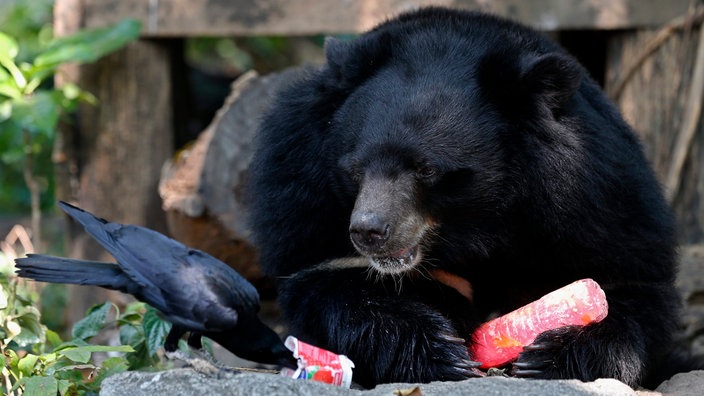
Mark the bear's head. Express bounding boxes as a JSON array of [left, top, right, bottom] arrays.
[[328, 9, 584, 274]]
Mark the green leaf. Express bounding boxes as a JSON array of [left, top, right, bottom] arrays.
[[123, 301, 146, 314], [9, 91, 61, 139], [73, 344, 135, 353], [0, 99, 12, 120], [71, 301, 113, 340], [118, 312, 143, 324], [19, 63, 53, 87], [6, 348, 19, 373], [57, 347, 90, 363], [57, 379, 72, 396], [45, 328, 63, 348], [0, 64, 22, 99], [0, 64, 9, 81], [201, 336, 214, 356], [59, 344, 135, 364], [18, 353, 39, 376], [0, 79, 21, 99], [51, 365, 83, 384], [0, 32, 20, 59], [119, 322, 142, 346], [92, 356, 129, 388], [20, 375, 58, 396], [13, 307, 46, 346], [39, 352, 57, 365], [0, 32, 27, 90], [143, 306, 171, 356], [61, 83, 80, 100], [34, 19, 141, 68], [0, 282, 7, 309], [58, 83, 96, 108], [102, 355, 130, 371]]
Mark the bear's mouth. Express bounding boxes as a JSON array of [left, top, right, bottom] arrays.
[[369, 245, 422, 274]]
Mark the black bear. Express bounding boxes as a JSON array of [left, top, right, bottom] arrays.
[[248, 7, 691, 388]]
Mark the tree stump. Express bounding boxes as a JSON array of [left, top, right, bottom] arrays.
[[159, 68, 302, 296]]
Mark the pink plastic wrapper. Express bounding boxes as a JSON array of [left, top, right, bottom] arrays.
[[280, 336, 355, 388], [470, 278, 609, 369]]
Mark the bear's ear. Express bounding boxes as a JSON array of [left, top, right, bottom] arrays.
[[324, 37, 351, 69], [478, 52, 581, 116], [520, 53, 582, 110], [323, 34, 392, 86]]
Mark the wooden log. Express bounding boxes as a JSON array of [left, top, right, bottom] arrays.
[[159, 68, 302, 296], [606, 26, 704, 243], [80, 0, 693, 36]]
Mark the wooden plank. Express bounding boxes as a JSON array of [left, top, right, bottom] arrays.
[[606, 27, 704, 244], [55, 0, 176, 323], [81, 0, 694, 37]]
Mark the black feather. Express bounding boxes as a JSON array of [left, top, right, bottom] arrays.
[[15, 201, 296, 369]]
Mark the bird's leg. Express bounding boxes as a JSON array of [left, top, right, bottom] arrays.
[[187, 332, 203, 349], [164, 325, 188, 352]]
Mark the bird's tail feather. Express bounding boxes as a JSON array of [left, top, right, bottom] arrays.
[[15, 254, 132, 292], [58, 201, 121, 254]]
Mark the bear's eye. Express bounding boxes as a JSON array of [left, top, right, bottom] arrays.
[[339, 155, 362, 182], [346, 165, 363, 182], [416, 166, 437, 180], [349, 169, 363, 182]]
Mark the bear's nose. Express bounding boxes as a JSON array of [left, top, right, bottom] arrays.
[[349, 213, 390, 251]]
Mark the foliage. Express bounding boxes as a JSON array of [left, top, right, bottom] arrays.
[[0, 0, 53, 214], [0, 16, 141, 214], [0, 0, 53, 63], [1, 271, 173, 396]]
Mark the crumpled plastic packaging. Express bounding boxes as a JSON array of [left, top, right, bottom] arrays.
[[280, 336, 355, 388]]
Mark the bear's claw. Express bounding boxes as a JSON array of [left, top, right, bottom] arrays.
[[511, 359, 553, 377], [510, 326, 582, 379]]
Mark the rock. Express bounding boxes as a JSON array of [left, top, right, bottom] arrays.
[[375, 377, 638, 395], [655, 370, 704, 396], [100, 368, 641, 396], [675, 244, 704, 357]]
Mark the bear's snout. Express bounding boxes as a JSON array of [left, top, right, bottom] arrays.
[[348, 174, 428, 273], [349, 212, 391, 251]]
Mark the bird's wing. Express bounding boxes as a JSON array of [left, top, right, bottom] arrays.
[[191, 250, 259, 305], [59, 202, 192, 309], [59, 201, 258, 332]]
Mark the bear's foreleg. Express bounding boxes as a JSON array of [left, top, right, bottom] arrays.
[[278, 261, 482, 387]]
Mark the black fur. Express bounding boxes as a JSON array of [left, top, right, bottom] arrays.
[[248, 7, 697, 388]]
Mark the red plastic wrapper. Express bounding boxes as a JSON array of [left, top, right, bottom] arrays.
[[280, 336, 355, 388], [470, 278, 609, 369]]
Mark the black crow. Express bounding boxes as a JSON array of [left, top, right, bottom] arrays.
[[15, 201, 297, 369]]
